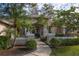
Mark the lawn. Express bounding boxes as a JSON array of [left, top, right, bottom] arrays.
[[50, 45, 79, 56]]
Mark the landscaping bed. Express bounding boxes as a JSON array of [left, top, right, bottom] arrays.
[[0, 36, 37, 56], [0, 47, 35, 56]]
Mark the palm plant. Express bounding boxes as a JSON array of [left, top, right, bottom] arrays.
[[16, 18, 33, 35], [0, 3, 26, 47]]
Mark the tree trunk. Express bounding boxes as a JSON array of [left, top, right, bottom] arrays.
[[11, 19, 17, 48]]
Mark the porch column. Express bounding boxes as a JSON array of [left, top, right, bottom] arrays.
[[63, 25, 66, 35], [43, 27, 48, 37]]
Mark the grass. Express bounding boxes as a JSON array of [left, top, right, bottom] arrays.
[[50, 45, 79, 56]]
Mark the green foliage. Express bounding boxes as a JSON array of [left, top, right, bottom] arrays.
[[36, 15, 48, 27], [42, 4, 54, 16], [49, 38, 61, 48], [41, 37, 47, 42], [60, 38, 79, 46], [53, 17, 64, 27], [0, 4, 27, 47], [0, 36, 10, 50], [55, 33, 64, 37], [49, 38, 79, 47], [16, 19, 33, 31], [25, 39, 37, 50], [4, 27, 15, 38], [52, 6, 78, 33]]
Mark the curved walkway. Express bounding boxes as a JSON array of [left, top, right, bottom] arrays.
[[24, 39, 51, 56]]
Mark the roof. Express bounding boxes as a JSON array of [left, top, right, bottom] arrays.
[[26, 15, 49, 19], [0, 16, 50, 27], [0, 19, 14, 27]]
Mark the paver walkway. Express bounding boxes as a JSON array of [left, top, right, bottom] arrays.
[[24, 39, 51, 56]]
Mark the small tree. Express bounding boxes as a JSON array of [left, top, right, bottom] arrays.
[[52, 6, 77, 35], [0, 3, 26, 47]]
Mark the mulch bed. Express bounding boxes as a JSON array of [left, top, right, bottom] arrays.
[[0, 46, 34, 56]]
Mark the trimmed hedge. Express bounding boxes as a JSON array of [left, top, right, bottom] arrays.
[[60, 38, 79, 46], [49, 37, 79, 47], [25, 39, 37, 50], [0, 36, 10, 50], [49, 38, 61, 48], [55, 33, 64, 37]]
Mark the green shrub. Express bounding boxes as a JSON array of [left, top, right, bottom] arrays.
[[0, 36, 10, 50], [41, 36, 47, 42], [25, 39, 37, 50], [49, 38, 61, 48], [60, 38, 79, 46], [49, 37, 79, 47], [55, 33, 64, 37]]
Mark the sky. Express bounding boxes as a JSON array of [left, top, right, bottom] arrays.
[[38, 3, 79, 10], [53, 3, 79, 10], [53, 3, 72, 10]]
